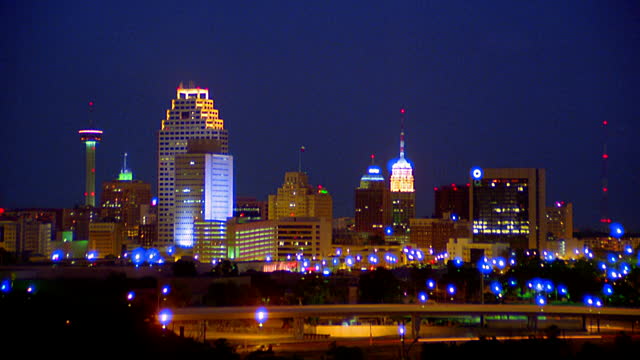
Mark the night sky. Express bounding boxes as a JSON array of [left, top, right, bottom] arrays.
[[2, 1, 639, 232]]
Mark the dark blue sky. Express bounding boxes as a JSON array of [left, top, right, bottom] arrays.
[[2, 1, 639, 232]]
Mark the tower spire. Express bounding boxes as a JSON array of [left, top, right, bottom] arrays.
[[600, 120, 610, 227], [399, 108, 406, 159]]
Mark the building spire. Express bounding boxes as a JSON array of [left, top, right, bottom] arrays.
[[399, 108, 406, 159]]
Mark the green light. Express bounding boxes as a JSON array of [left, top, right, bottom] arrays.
[[319, 189, 328, 194], [118, 170, 133, 181], [85, 141, 96, 147]]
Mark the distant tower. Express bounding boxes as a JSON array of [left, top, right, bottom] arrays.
[[355, 154, 391, 235], [600, 120, 611, 227], [388, 108, 415, 237], [78, 101, 103, 207]]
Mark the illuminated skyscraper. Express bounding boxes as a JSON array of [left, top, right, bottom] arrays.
[[157, 84, 229, 247], [174, 140, 233, 248], [388, 109, 415, 236], [268, 172, 332, 221], [470, 168, 547, 252], [355, 155, 391, 235], [78, 101, 103, 207]]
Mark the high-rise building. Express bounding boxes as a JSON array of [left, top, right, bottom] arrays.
[[174, 139, 233, 248], [268, 172, 332, 221], [434, 184, 470, 220], [157, 84, 229, 247], [546, 201, 573, 240], [388, 109, 415, 236], [470, 168, 547, 252], [78, 102, 103, 207], [355, 155, 391, 235], [100, 153, 152, 243]]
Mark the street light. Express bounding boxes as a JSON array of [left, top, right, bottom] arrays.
[[158, 309, 172, 329], [447, 284, 456, 302], [477, 257, 492, 304], [255, 307, 268, 328], [418, 291, 428, 305]]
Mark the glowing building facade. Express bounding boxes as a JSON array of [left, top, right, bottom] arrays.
[[174, 144, 233, 248], [157, 85, 229, 247], [470, 168, 547, 252], [355, 156, 391, 235], [268, 172, 332, 221], [388, 109, 415, 236]]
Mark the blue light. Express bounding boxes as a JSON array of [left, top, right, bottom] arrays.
[[398, 323, 406, 336], [426, 279, 436, 289], [597, 262, 607, 272], [453, 257, 463, 267], [624, 245, 633, 255], [322, 268, 331, 276], [489, 281, 502, 295], [477, 258, 492, 275], [255, 307, 268, 325], [332, 257, 339, 266], [418, 291, 428, 303], [543, 279, 554, 292], [127, 291, 135, 301], [450, 213, 459, 222], [1, 279, 11, 293], [158, 309, 172, 326], [146, 248, 161, 263], [609, 222, 624, 238], [345, 256, 354, 266], [166, 245, 175, 255], [607, 253, 618, 264], [26, 284, 36, 294], [51, 249, 65, 262], [447, 284, 456, 295], [557, 284, 568, 296], [603, 284, 614, 296], [493, 257, 506, 270], [131, 247, 146, 266], [368, 254, 379, 264], [535, 295, 547, 306], [470, 166, 483, 180], [583, 295, 594, 306], [384, 226, 393, 236], [86, 250, 98, 260], [161, 285, 170, 295], [607, 268, 619, 280]]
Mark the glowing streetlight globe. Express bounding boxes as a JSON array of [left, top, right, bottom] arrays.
[[447, 284, 456, 295], [470, 166, 483, 180], [398, 323, 406, 336], [51, 249, 64, 262], [158, 309, 172, 327], [535, 295, 547, 306], [0, 279, 10, 293], [609, 223, 624, 238], [255, 307, 268, 326], [127, 291, 135, 301], [161, 285, 170, 295], [603, 284, 614, 296], [418, 291, 428, 304], [86, 250, 98, 261], [131, 247, 146, 266], [489, 281, 502, 295], [453, 257, 463, 267], [426, 279, 436, 290]]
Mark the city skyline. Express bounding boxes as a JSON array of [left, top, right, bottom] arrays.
[[2, 1, 639, 232]]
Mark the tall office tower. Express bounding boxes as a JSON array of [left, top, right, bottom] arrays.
[[470, 168, 547, 252], [100, 154, 152, 242], [546, 201, 574, 240], [174, 139, 233, 248], [78, 101, 103, 207], [268, 172, 333, 221], [157, 85, 229, 247], [434, 184, 470, 220], [388, 109, 415, 236], [355, 155, 391, 235]]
